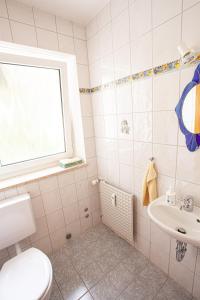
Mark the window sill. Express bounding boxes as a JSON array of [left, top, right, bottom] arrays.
[[0, 162, 87, 191]]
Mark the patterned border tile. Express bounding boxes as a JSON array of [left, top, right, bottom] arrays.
[[79, 53, 200, 94]]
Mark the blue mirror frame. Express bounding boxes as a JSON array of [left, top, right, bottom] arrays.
[[175, 63, 200, 152]]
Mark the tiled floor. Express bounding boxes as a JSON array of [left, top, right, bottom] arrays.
[[49, 224, 193, 300]]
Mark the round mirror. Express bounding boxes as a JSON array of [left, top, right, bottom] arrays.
[[182, 84, 200, 134]]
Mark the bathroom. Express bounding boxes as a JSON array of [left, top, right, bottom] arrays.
[[0, 0, 200, 299]]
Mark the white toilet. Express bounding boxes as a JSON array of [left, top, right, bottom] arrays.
[[0, 193, 53, 300]]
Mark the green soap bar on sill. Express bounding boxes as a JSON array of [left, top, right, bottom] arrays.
[[59, 158, 83, 168]]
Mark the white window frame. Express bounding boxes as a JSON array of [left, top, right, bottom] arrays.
[[0, 42, 78, 180]]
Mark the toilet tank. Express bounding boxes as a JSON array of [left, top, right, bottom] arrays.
[[0, 193, 36, 250]]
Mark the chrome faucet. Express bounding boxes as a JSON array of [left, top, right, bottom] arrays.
[[180, 195, 194, 212]]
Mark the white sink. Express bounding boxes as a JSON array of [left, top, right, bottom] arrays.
[[148, 196, 200, 247]]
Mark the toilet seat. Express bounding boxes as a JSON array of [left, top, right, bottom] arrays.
[[0, 247, 52, 300]]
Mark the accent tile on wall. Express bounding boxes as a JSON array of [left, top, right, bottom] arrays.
[[33, 9, 56, 31], [129, 0, 152, 41], [131, 32, 152, 73], [153, 111, 178, 145], [10, 21, 37, 46], [182, 2, 200, 51], [0, 18, 12, 42], [153, 70, 180, 111], [56, 16, 73, 36], [153, 16, 181, 66], [36, 28, 58, 50], [7, 0, 34, 25], [0, 0, 7, 17], [58, 34, 74, 54], [152, 0, 182, 27]]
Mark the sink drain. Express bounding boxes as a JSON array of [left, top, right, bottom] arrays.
[[176, 227, 186, 234]]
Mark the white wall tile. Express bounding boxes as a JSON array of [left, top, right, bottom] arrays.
[[0, 0, 7, 18], [102, 88, 116, 115], [63, 201, 79, 224], [86, 17, 98, 39], [39, 176, 58, 193], [99, 23, 113, 58], [33, 9, 56, 31], [116, 84, 132, 114], [133, 78, 152, 112], [31, 196, 45, 218], [57, 172, 74, 188], [153, 70, 180, 111], [0, 18, 12, 41], [77, 64, 90, 88], [152, 0, 182, 27], [114, 43, 131, 79], [7, 0, 34, 25], [118, 139, 133, 165], [37, 28, 58, 50], [182, 2, 200, 51], [82, 116, 94, 138], [153, 16, 181, 66], [153, 144, 177, 177], [74, 39, 88, 65], [10, 21, 37, 46], [153, 111, 178, 145], [134, 142, 152, 170], [177, 147, 200, 184], [133, 112, 152, 142], [60, 184, 77, 207], [119, 163, 133, 193], [58, 34, 74, 54], [129, 0, 151, 41], [46, 209, 65, 233], [80, 94, 93, 117], [42, 189, 62, 213], [101, 54, 114, 84], [110, 0, 128, 19], [56, 16, 73, 36], [112, 9, 130, 51], [73, 23, 86, 40], [183, 0, 200, 10], [131, 32, 152, 73], [97, 4, 111, 30], [175, 180, 200, 207], [169, 258, 194, 293]]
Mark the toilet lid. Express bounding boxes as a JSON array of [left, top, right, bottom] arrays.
[[0, 247, 52, 300]]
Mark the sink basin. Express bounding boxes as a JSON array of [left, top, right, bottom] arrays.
[[148, 196, 200, 247]]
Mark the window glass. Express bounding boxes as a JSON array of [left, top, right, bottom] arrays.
[[0, 63, 66, 166]]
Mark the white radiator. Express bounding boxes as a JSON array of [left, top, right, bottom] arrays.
[[99, 181, 134, 244]]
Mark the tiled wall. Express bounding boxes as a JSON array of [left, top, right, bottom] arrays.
[[87, 0, 200, 297], [0, 0, 100, 263]]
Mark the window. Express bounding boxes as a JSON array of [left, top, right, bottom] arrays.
[[0, 42, 84, 179], [0, 63, 66, 166]]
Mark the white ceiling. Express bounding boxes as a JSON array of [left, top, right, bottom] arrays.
[[19, 0, 110, 25]]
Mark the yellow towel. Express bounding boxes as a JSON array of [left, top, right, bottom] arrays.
[[142, 161, 158, 206]]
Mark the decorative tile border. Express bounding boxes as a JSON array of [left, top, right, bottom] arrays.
[[79, 53, 200, 94]]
